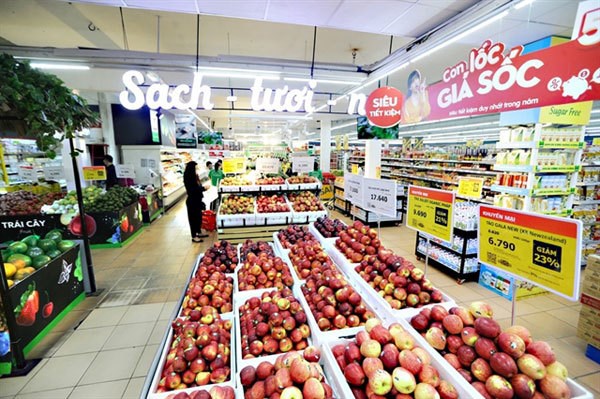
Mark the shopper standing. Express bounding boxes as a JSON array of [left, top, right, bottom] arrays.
[[206, 161, 213, 171], [184, 161, 208, 243], [103, 155, 119, 189], [210, 160, 225, 187]]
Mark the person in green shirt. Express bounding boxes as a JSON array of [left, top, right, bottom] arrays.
[[308, 160, 323, 181], [209, 160, 225, 186]]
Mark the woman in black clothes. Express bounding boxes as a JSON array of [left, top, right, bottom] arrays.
[[183, 161, 208, 242]]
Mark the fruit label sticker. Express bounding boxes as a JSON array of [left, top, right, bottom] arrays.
[[82, 166, 106, 181], [363, 177, 397, 218], [255, 158, 280, 174], [18, 166, 37, 181], [43, 166, 64, 181], [478, 263, 515, 300], [222, 158, 245, 174], [478, 205, 582, 300], [115, 164, 135, 178], [457, 177, 484, 199], [292, 156, 314, 173], [344, 172, 364, 208], [406, 186, 455, 242]]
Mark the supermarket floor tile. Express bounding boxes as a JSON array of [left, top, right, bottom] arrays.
[[119, 303, 164, 324], [576, 372, 600, 396], [53, 326, 115, 357], [0, 359, 47, 397], [19, 353, 96, 393], [121, 377, 146, 399], [147, 320, 168, 345], [79, 347, 144, 385], [15, 387, 73, 399], [68, 379, 129, 399], [102, 322, 154, 350], [133, 345, 160, 378], [77, 306, 127, 329]]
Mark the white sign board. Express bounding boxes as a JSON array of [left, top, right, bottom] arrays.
[[18, 166, 37, 181], [292, 156, 314, 173], [116, 164, 136, 178], [363, 177, 397, 217], [344, 172, 364, 207], [255, 158, 280, 174], [43, 166, 65, 181]]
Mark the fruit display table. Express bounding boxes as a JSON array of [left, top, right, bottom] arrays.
[[139, 188, 163, 224], [0, 243, 84, 376]]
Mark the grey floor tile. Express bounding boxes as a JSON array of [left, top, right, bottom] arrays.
[[68, 379, 128, 399], [159, 301, 178, 321], [102, 322, 154, 350], [121, 377, 145, 399], [20, 353, 96, 393], [0, 359, 48, 397], [78, 307, 127, 329], [132, 345, 159, 378], [54, 326, 115, 357], [119, 303, 164, 324], [16, 387, 72, 399], [79, 347, 143, 385]]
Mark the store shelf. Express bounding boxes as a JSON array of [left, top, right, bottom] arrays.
[[577, 181, 600, 186], [491, 184, 529, 196], [455, 194, 494, 204], [493, 164, 533, 173], [382, 162, 496, 176], [496, 141, 585, 150], [162, 184, 185, 197], [536, 165, 580, 173], [574, 199, 600, 205], [427, 238, 478, 257], [540, 209, 573, 216], [382, 157, 494, 165]]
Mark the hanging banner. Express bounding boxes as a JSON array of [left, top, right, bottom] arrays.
[[406, 186, 455, 242], [222, 158, 245, 174], [457, 177, 484, 199], [416, 37, 600, 122], [115, 164, 136, 179], [255, 158, 280, 174], [82, 166, 107, 181], [292, 156, 314, 174], [478, 205, 582, 300], [363, 177, 397, 217], [344, 172, 364, 208]]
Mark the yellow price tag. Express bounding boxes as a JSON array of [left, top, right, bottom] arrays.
[[222, 158, 245, 174], [320, 184, 333, 200], [478, 205, 582, 300], [351, 164, 358, 174], [457, 177, 484, 199], [82, 166, 107, 181], [406, 186, 455, 242]]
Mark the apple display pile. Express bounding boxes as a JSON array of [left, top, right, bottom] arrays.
[[221, 176, 251, 186], [158, 315, 232, 392], [277, 225, 317, 250], [237, 252, 294, 291], [238, 288, 311, 359], [288, 240, 335, 280], [335, 221, 383, 263], [314, 216, 346, 238], [198, 241, 239, 273], [239, 349, 333, 399], [240, 239, 275, 262], [257, 176, 285, 185], [301, 267, 375, 331], [288, 191, 325, 212], [332, 319, 459, 399], [288, 176, 318, 184], [219, 195, 254, 215], [163, 386, 235, 399], [356, 252, 444, 310], [257, 194, 290, 213], [410, 302, 571, 399], [181, 271, 234, 316]]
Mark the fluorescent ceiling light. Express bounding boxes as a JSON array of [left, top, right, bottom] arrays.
[[332, 121, 357, 131], [188, 110, 213, 132], [514, 0, 535, 10], [226, 96, 237, 102], [30, 63, 89, 70], [192, 66, 280, 80], [411, 10, 509, 64], [283, 77, 361, 85]]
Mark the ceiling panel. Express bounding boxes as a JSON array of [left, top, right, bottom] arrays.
[[383, 4, 457, 37], [125, 0, 198, 14], [196, 0, 268, 20], [266, 0, 343, 28], [418, 0, 479, 12], [326, 0, 415, 35]]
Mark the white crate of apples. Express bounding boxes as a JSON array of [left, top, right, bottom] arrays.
[[288, 191, 328, 223], [256, 176, 286, 191], [255, 194, 292, 225], [321, 318, 483, 399], [405, 301, 593, 399], [217, 194, 256, 227], [286, 175, 321, 190], [309, 216, 347, 246]]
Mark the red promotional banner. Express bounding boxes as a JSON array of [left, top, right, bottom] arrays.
[[365, 86, 404, 127], [414, 38, 600, 121]]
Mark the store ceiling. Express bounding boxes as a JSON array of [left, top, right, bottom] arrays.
[[0, 0, 582, 141]]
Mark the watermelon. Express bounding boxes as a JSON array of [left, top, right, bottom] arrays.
[[26, 247, 44, 258], [46, 249, 62, 259], [8, 241, 28, 254], [57, 240, 76, 252], [37, 239, 57, 252], [21, 235, 39, 248], [45, 230, 63, 244], [7, 253, 32, 267], [32, 255, 52, 269]]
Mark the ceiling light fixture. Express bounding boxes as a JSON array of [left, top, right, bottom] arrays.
[[188, 110, 213, 132], [514, 0, 535, 10], [226, 96, 238, 102], [332, 121, 358, 131], [30, 63, 90, 70]]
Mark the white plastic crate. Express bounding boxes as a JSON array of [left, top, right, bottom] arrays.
[[291, 209, 328, 224], [256, 183, 285, 192], [285, 179, 321, 191], [255, 210, 292, 225], [308, 222, 343, 247], [146, 313, 236, 399], [321, 239, 359, 277], [233, 288, 313, 370]]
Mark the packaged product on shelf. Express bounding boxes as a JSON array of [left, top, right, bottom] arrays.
[[530, 196, 566, 213], [494, 194, 526, 210], [453, 202, 479, 231]]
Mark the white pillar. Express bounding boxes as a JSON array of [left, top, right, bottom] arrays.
[[320, 119, 331, 172], [365, 140, 381, 178], [98, 92, 119, 162]]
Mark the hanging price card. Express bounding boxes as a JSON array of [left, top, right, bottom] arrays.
[[363, 177, 397, 217], [406, 185, 455, 242], [116, 164, 135, 178], [292, 156, 314, 173], [344, 172, 364, 208], [256, 158, 280, 174], [18, 166, 38, 181], [82, 166, 107, 181], [222, 158, 245, 174], [43, 166, 65, 181], [458, 177, 484, 199], [478, 205, 582, 300]]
